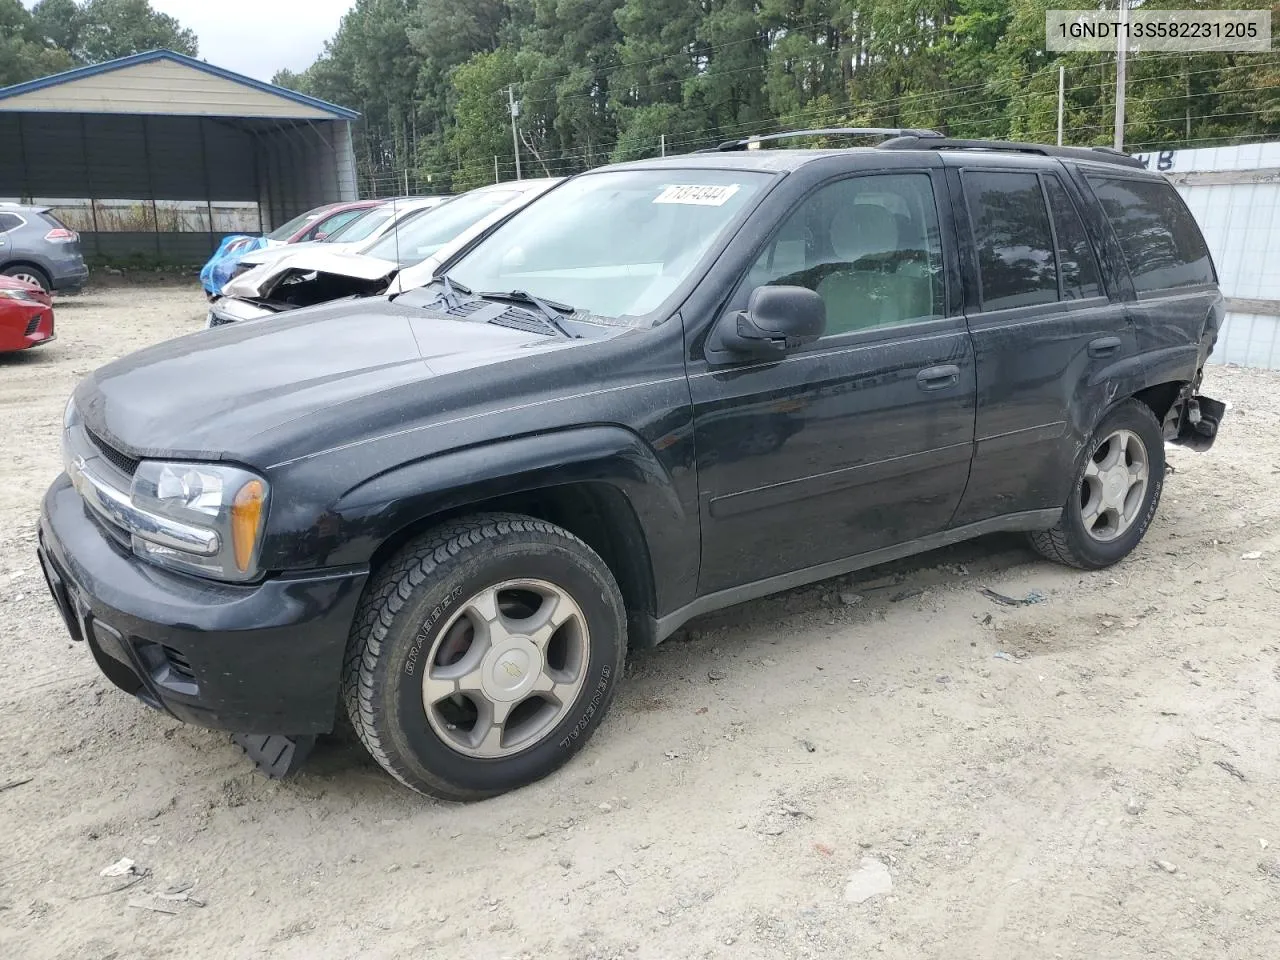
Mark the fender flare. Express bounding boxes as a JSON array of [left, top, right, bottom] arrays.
[[322, 425, 697, 618]]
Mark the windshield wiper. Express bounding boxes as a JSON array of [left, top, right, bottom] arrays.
[[478, 289, 577, 339], [422, 273, 473, 310]]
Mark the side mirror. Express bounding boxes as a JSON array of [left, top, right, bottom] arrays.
[[707, 285, 826, 362]]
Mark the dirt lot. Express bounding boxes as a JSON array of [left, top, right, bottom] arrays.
[[1, 283, 1278, 960]]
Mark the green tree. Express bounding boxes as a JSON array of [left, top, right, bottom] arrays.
[[32, 0, 197, 64], [0, 0, 73, 87], [448, 46, 521, 189]]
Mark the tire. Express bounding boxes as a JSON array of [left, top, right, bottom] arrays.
[[1029, 399, 1166, 570], [342, 512, 627, 800], [2, 265, 51, 292]]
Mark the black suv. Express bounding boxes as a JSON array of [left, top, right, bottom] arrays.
[[37, 130, 1225, 799]]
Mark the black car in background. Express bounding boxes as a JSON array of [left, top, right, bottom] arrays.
[[39, 130, 1224, 800]]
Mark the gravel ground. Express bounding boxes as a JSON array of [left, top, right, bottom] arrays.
[[2, 283, 1279, 960]]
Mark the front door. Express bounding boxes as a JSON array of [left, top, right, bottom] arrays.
[[689, 170, 976, 595]]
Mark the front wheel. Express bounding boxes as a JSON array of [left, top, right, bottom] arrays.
[[342, 513, 627, 800], [1029, 399, 1166, 569]]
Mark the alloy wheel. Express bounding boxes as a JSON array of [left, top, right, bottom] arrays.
[[1079, 428, 1150, 542], [421, 579, 590, 758]]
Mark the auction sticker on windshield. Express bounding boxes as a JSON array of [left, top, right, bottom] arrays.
[[653, 184, 741, 206]]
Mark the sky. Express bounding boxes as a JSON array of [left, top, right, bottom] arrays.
[[25, 0, 355, 83], [151, 0, 353, 82]]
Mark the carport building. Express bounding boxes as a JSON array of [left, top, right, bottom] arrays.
[[0, 49, 359, 264]]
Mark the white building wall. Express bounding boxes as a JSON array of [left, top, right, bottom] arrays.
[[1134, 142, 1280, 370]]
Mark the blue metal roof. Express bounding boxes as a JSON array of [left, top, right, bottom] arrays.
[[0, 49, 360, 121]]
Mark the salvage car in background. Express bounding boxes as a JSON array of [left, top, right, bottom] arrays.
[[0, 273, 55, 352], [208, 180, 559, 325], [0, 202, 89, 294], [228, 195, 451, 277], [200, 199, 382, 297]]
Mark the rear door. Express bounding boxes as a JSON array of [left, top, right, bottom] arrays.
[[1082, 174, 1220, 360], [949, 161, 1133, 525], [689, 166, 976, 594]]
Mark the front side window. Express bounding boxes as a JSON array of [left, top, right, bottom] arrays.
[[744, 173, 946, 336], [447, 169, 769, 323], [1088, 177, 1214, 292], [965, 171, 1058, 311]]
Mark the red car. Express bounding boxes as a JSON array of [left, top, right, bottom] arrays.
[[268, 199, 384, 244], [0, 274, 54, 352]]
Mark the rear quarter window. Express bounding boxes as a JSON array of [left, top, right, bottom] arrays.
[[1087, 176, 1214, 293], [0, 213, 24, 232]]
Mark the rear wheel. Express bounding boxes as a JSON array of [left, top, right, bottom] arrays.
[[1029, 399, 1165, 569], [2, 265, 50, 292], [342, 513, 627, 800]]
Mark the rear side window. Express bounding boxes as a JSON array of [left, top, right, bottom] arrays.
[[964, 171, 1058, 311], [1043, 175, 1103, 300], [1088, 177, 1214, 292], [0, 213, 23, 232]]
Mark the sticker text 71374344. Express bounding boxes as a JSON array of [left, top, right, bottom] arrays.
[[653, 184, 741, 207]]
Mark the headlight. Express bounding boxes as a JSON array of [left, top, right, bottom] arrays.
[[0, 288, 41, 302], [130, 461, 270, 582]]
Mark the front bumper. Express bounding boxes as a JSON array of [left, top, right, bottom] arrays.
[[37, 475, 368, 735], [206, 296, 275, 328]]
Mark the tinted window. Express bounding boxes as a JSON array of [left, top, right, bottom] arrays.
[[1088, 177, 1213, 292], [745, 173, 945, 336], [965, 171, 1058, 311], [1044, 175, 1103, 300], [0, 213, 22, 232]]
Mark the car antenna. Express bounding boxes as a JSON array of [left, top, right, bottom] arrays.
[[393, 194, 401, 283]]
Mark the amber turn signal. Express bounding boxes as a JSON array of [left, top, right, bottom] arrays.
[[230, 479, 266, 572]]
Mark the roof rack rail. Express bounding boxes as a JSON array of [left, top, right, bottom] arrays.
[[699, 127, 943, 153], [876, 135, 1146, 168]]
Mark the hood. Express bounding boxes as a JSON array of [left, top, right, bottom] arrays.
[[0, 274, 52, 304], [237, 238, 369, 268], [76, 297, 571, 464], [221, 249, 400, 300]]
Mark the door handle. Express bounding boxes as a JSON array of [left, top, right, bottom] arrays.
[[917, 364, 960, 391], [1088, 336, 1122, 358]]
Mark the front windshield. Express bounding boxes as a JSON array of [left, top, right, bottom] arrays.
[[446, 169, 769, 322], [365, 188, 524, 265], [266, 206, 325, 241], [327, 204, 399, 243]]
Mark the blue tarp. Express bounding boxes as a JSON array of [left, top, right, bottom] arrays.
[[200, 235, 272, 296]]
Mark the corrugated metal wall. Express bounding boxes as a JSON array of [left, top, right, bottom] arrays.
[[0, 113, 357, 265], [1136, 142, 1280, 370]]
